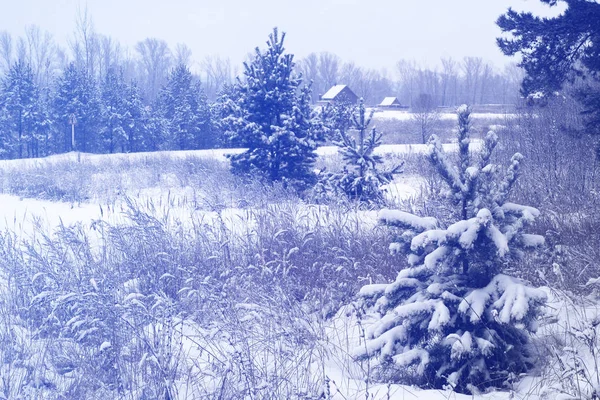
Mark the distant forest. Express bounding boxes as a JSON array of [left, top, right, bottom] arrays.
[[0, 12, 523, 159]]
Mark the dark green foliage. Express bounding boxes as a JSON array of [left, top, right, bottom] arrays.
[[497, 0, 600, 93], [157, 64, 213, 150], [497, 0, 600, 133], [210, 83, 240, 148], [0, 61, 50, 159], [100, 67, 129, 153], [53, 63, 101, 153], [123, 81, 147, 153], [576, 79, 600, 135], [221, 28, 325, 192], [355, 106, 547, 393], [318, 99, 400, 203]]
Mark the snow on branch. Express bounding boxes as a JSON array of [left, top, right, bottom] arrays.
[[427, 134, 467, 197], [378, 209, 438, 231], [459, 274, 547, 325]]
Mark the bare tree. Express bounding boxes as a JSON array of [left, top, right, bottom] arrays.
[[411, 93, 440, 144], [16, 37, 27, 64], [55, 46, 70, 71], [0, 31, 13, 73], [370, 69, 394, 105], [340, 62, 364, 95], [318, 52, 341, 90], [175, 43, 193, 67], [71, 6, 99, 78], [97, 35, 122, 78], [24, 25, 59, 87], [396, 59, 418, 106], [462, 56, 482, 104], [346, 67, 393, 105], [200, 55, 234, 100], [503, 62, 525, 104], [414, 68, 441, 106], [296, 52, 321, 101], [441, 57, 457, 106], [479, 62, 494, 104], [135, 38, 171, 102]]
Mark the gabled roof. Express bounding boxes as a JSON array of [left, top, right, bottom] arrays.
[[379, 97, 402, 106], [321, 84, 350, 100]]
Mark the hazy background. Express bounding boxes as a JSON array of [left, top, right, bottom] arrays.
[[1, 0, 563, 72]]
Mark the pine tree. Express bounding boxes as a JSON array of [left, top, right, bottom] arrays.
[[497, 0, 600, 134], [158, 63, 212, 150], [29, 86, 53, 158], [0, 61, 39, 158], [192, 87, 214, 149], [52, 63, 79, 152], [212, 83, 241, 148], [354, 105, 547, 393], [140, 104, 167, 152], [222, 28, 325, 192], [123, 81, 146, 153], [100, 67, 128, 153], [53, 63, 101, 153], [319, 99, 399, 203]]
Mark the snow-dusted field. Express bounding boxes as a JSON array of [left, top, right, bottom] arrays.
[[0, 141, 481, 169], [0, 143, 438, 237], [0, 147, 597, 400], [372, 109, 515, 121], [0, 146, 429, 239]]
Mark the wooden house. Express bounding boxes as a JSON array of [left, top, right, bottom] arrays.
[[317, 85, 359, 106], [378, 97, 406, 109]]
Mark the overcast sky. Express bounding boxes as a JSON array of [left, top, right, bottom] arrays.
[[1, 0, 562, 73]]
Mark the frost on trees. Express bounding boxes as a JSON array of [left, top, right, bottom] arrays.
[[220, 28, 325, 192], [0, 60, 50, 159], [53, 63, 101, 153], [157, 63, 213, 151], [316, 99, 400, 203], [354, 105, 547, 393], [100, 67, 129, 154]]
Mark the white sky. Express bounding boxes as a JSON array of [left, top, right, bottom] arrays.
[[1, 0, 563, 73]]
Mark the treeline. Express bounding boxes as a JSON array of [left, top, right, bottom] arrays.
[[0, 59, 216, 159], [297, 53, 523, 107], [0, 16, 523, 160], [0, 17, 228, 159]]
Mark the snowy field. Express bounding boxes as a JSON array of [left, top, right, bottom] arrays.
[[0, 146, 598, 400], [0, 141, 482, 169], [0, 141, 450, 237], [371, 109, 515, 121], [0, 144, 436, 237]]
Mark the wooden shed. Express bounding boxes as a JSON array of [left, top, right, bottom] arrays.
[[378, 97, 406, 109], [317, 85, 359, 105]]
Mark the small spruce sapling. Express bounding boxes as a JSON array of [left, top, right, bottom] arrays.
[[354, 105, 547, 393], [319, 99, 401, 203]]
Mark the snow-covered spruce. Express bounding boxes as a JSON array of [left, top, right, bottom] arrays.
[[100, 67, 129, 154], [317, 99, 401, 203], [220, 28, 325, 193], [156, 63, 213, 150], [354, 105, 547, 393], [0, 61, 51, 158]]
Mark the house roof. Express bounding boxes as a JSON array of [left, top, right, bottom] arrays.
[[321, 84, 350, 100], [379, 97, 401, 106]]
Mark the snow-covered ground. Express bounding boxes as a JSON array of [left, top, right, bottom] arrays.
[[0, 143, 426, 242], [0, 176, 423, 242], [372, 109, 515, 121], [0, 193, 108, 236], [0, 140, 483, 170], [1, 147, 597, 400], [0, 147, 246, 168]]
